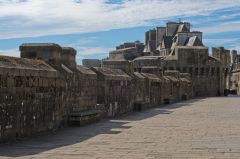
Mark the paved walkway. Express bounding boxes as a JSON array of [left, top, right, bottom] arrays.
[[0, 97, 240, 159]]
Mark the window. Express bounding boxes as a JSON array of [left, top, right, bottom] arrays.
[[183, 67, 187, 73], [189, 67, 193, 75], [217, 67, 220, 76], [195, 68, 199, 76], [206, 68, 209, 77], [211, 68, 215, 76], [200, 68, 204, 76], [26, 52, 37, 58]]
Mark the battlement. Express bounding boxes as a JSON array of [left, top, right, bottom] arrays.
[[61, 47, 77, 69], [0, 20, 238, 143], [212, 47, 231, 68], [20, 43, 62, 65]]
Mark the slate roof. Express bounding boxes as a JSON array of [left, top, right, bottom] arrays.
[[186, 36, 203, 47], [163, 36, 173, 49], [177, 24, 189, 32], [149, 41, 157, 52], [144, 41, 156, 52]]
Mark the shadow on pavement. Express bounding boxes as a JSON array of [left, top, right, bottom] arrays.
[[0, 98, 205, 157]]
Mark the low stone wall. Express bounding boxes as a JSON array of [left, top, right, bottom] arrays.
[[0, 66, 65, 142], [0, 43, 194, 143], [0, 63, 193, 142]]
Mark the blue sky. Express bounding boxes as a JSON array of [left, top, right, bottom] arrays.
[[0, 0, 240, 64]]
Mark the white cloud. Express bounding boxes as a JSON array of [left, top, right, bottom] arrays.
[[77, 46, 113, 55], [205, 38, 240, 45], [75, 37, 97, 44], [231, 46, 240, 52], [0, 0, 240, 39], [199, 21, 240, 34], [204, 37, 240, 52], [0, 48, 20, 57]]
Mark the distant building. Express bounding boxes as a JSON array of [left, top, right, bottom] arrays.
[[0, 20, 238, 142], [82, 59, 101, 68], [104, 21, 225, 97]]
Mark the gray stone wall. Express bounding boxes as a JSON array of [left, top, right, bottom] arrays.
[[0, 39, 214, 143], [0, 66, 65, 142], [230, 62, 240, 94], [82, 59, 101, 68], [165, 46, 223, 97], [20, 43, 62, 65], [92, 67, 133, 117]]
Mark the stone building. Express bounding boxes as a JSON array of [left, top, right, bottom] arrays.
[[103, 21, 224, 97], [20, 43, 62, 64], [212, 47, 231, 69], [0, 41, 198, 142], [131, 72, 149, 109], [91, 67, 132, 117], [75, 65, 98, 112], [0, 55, 64, 142], [211, 47, 232, 94], [109, 41, 144, 60], [20, 44, 98, 114], [141, 73, 162, 106], [164, 46, 223, 97], [228, 50, 240, 94], [102, 59, 133, 74], [82, 59, 101, 68], [230, 63, 240, 94], [132, 56, 164, 74], [0, 43, 102, 142], [0, 21, 237, 143]]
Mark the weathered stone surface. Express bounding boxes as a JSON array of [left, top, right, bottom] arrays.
[[91, 67, 133, 117], [0, 97, 239, 159], [0, 20, 238, 143], [103, 21, 227, 97], [82, 59, 101, 68]]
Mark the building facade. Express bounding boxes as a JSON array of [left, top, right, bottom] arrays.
[[0, 21, 238, 142]]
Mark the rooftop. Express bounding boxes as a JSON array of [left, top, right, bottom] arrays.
[[20, 43, 61, 48], [77, 65, 96, 75], [0, 55, 56, 72], [92, 67, 131, 80], [62, 47, 77, 55]]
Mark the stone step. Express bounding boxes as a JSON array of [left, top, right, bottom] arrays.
[[69, 110, 102, 126]]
